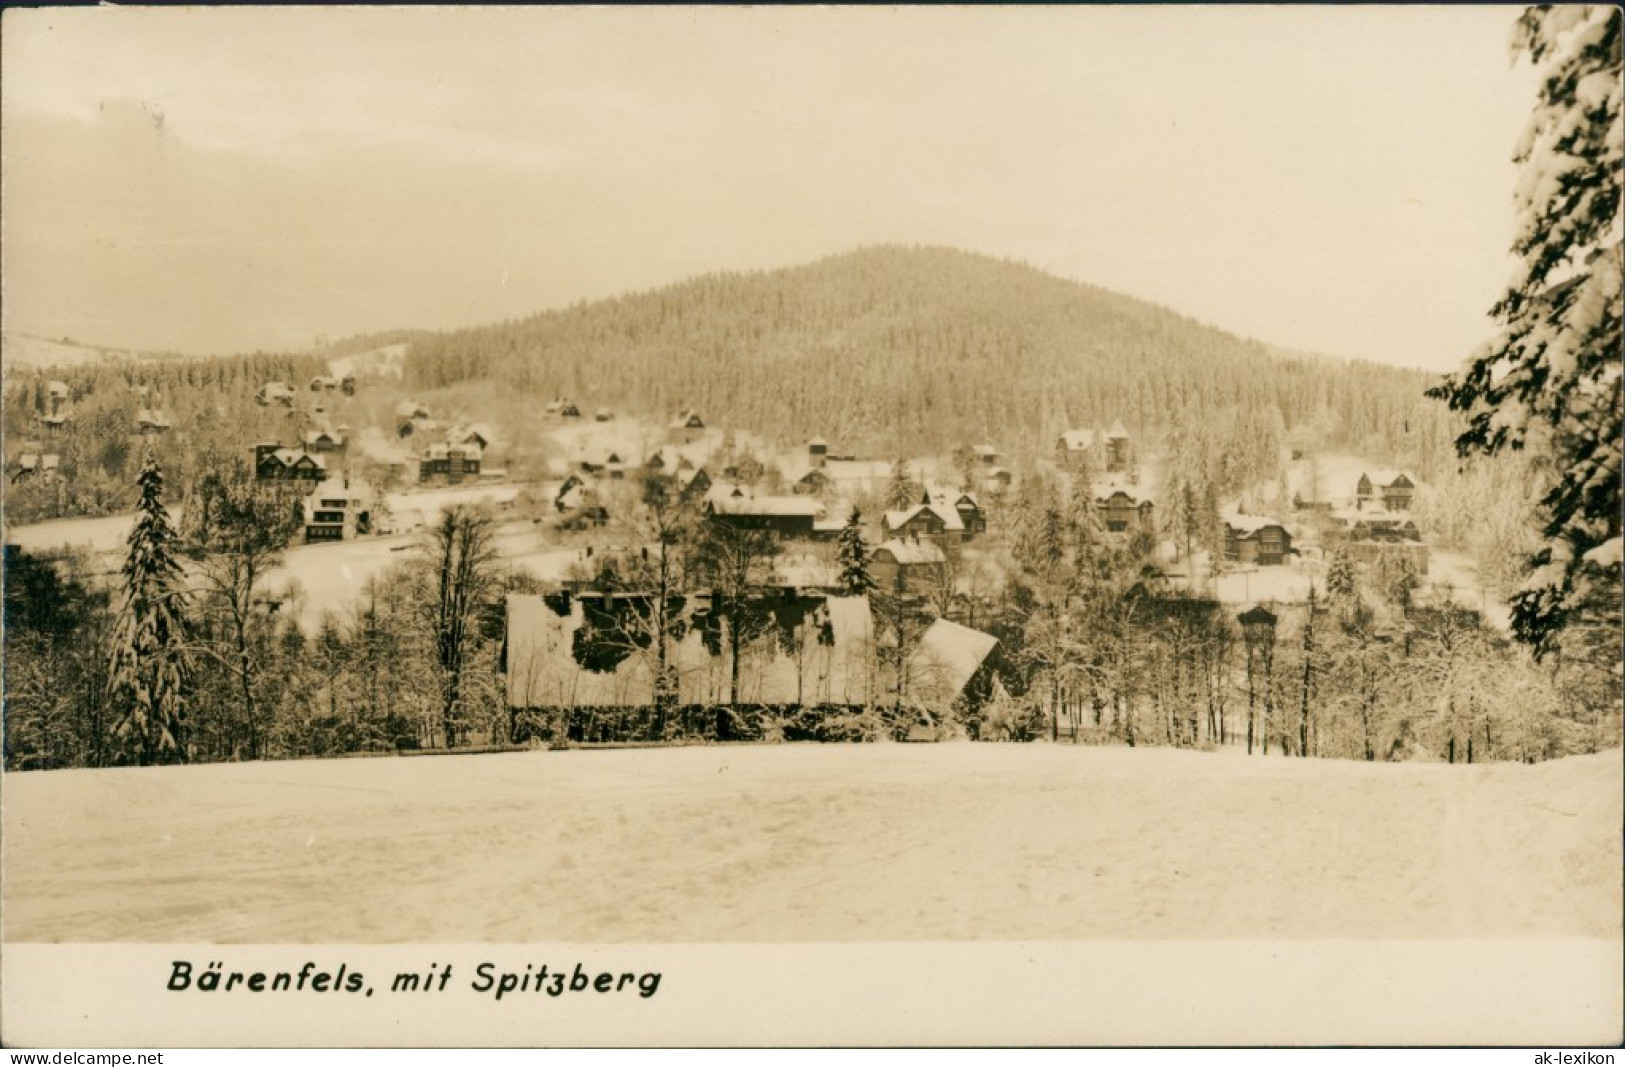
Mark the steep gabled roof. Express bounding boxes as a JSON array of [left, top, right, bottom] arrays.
[[1093, 480, 1152, 506], [883, 502, 965, 533], [1224, 511, 1286, 536]]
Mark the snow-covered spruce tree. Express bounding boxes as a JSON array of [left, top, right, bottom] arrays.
[[883, 458, 920, 512], [107, 448, 192, 765], [836, 507, 877, 596], [1428, 5, 1622, 657], [1325, 548, 1358, 602]]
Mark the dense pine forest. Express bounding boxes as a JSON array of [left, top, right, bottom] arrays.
[[405, 246, 1458, 473]]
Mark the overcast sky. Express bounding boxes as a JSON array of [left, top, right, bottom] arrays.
[[2, 6, 1536, 370]]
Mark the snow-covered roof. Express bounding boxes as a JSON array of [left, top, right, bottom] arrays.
[[450, 423, 494, 446], [1224, 511, 1286, 535], [1359, 469, 1415, 489], [264, 448, 327, 471], [135, 408, 172, 427], [972, 443, 996, 456], [1094, 481, 1152, 506], [1106, 420, 1130, 439], [306, 475, 368, 503], [507, 592, 875, 709], [909, 619, 999, 701], [46, 380, 70, 396], [883, 502, 965, 533], [707, 494, 822, 518], [395, 400, 428, 419], [873, 538, 948, 566]]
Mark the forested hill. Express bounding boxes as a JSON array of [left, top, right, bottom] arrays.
[[405, 245, 1455, 470]]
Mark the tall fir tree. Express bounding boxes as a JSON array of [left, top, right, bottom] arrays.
[[836, 507, 877, 596], [107, 448, 192, 765], [1428, 6, 1622, 656], [884, 458, 920, 512]]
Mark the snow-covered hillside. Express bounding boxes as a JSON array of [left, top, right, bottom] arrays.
[[5, 744, 1618, 943]]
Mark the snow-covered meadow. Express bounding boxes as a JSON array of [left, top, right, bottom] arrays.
[[4, 744, 1618, 943]]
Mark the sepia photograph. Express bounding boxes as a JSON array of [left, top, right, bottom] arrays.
[[1, 3, 1620, 1050]]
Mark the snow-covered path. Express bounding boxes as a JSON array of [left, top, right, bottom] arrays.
[[3, 744, 1619, 943]]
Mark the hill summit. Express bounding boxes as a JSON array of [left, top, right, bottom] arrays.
[[403, 245, 1436, 459]]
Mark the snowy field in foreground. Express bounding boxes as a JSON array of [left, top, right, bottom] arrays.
[[3, 744, 1619, 943]]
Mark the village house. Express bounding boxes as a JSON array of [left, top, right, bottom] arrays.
[[254, 442, 327, 482], [921, 486, 986, 537], [449, 424, 493, 452], [1223, 513, 1294, 566], [504, 590, 999, 740], [869, 537, 949, 595], [819, 458, 894, 495], [10, 452, 61, 484], [340, 375, 357, 397], [883, 489, 975, 547], [39, 383, 72, 430], [556, 480, 610, 529], [594, 407, 613, 422], [301, 426, 348, 454], [1330, 504, 1429, 575], [677, 467, 713, 503], [135, 408, 173, 435], [794, 467, 830, 496], [1355, 470, 1417, 512], [1056, 421, 1132, 473], [418, 441, 482, 484], [1094, 482, 1155, 534], [394, 401, 433, 438], [704, 491, 825, 540], [983, 466, 1013, 492], [555, 473, 587, 507], [1333, 507, 1422, 544], [302, 475, 372, 543], [807, 438, 829, 469], [256, 381, 296, 408], [309, 375, 340, 393], [669, 409, 706, 443]]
